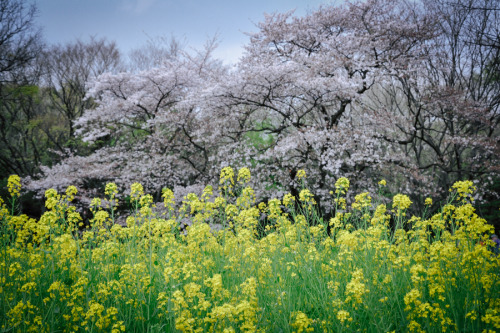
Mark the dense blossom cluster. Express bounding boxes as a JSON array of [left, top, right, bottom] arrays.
[[2, 168, 499, 332]]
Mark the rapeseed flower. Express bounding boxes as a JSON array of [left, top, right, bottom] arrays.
[[336, 310, 351, 323], [283, 193, 295, 207], [7, 175, 21, 197], [44, 188, 60, 210], [139, 194, 153, 207], [236, 187, 255, 209], [267, 198, 282, 219], [220, 166, 235, 186], [162, 187, 175, 211], [237, 167, 251, 184], [1, 168, 498, 333], [352, 192, 371, 211], [451, 180, 476, 203], [334, 197, 347, 210], [299, 189, 316, 205], [291, 311, 314, 332], [105, 182, 118, 198], [130, 182, 144, 200], [202, 185, 214, 200], [335, 177, 350, 195], [105, 182, 119, 209], [65, 185, 77, 201], [392, 194, 412, 216], [90, 197, 101, 213], [296, 169, 306, 180]]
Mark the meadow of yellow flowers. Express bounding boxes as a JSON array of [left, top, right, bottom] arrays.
[[1, 169, 499, 332]]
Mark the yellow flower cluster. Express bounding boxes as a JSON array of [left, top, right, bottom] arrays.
[[283, 193, 295, 207], [335, 177, 350, 195], [334, 197, 347, 210], [392, 194, 412, 216], [130, 182, 144, 201], [237, 167, 251, 184], [7, 174, 21, 197], [299, 189, 316, 205], [220, 166, 235, 187], [291, 311, 314, 332], [267, 198, 282, 220], [0, 172, 498, 332], [162, 187, 175, 212], [351, 192, 372, 211], [451, 180, 476, 203], [104, 182, 119, 210], [345, 268, 369, 307]]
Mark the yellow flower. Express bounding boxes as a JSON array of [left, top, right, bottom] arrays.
[[214, 196, 226, 208], [299, 189, 316, 204], [237, 167, 251, 184], [267, 198, 282, 219], [345, 268, 369, 305], [378, 179, 386, 186], [335, 177, 350, 195], [283, 193, 295, 207], [91, 198, 101, 210], [337, 310, 351, 323], [130, 182, 144, 200], [236, 190, 255, 214], [334, 197, 347, 210], [296, 169, 306, 180], [371, 204, 389, 226], [225, 204, 238, 218], [451, 180, 476, 202], [65, 185, 77, 201], [220, 166, 235, 186], [162, 188, 175, 210], [105, 182, 118, 198], [44, 188, 60, 210], [202, 185, 214, 200], [139, 194, 153, 207], [352, 192, 371, 211], [7, 174, 21, 197], [425, 197, 433, 206], [392, 194, 412, 213], [291, 311, 314, 332]]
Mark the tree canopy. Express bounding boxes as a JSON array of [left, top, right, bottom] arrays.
[[21, 0, 500, 216]]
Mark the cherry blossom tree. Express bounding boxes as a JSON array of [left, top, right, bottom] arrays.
[[200, 0, 439, 209], [28, 0, 499, 217], [28, 39, 226, 202]]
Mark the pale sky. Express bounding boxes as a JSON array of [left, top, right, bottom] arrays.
[[33, 0, 333, 64]]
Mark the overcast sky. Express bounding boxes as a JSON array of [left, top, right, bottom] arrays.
[[33, 0, 333, 65]]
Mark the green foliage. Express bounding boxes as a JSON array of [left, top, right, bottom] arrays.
[[244, 120, 275, 150]]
